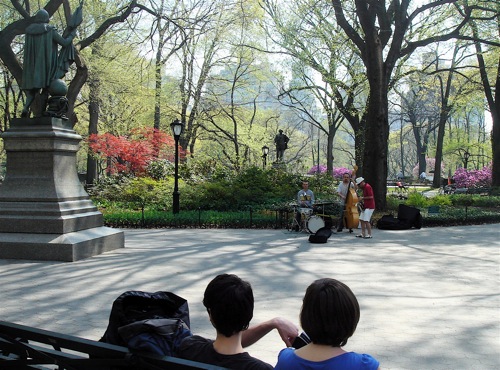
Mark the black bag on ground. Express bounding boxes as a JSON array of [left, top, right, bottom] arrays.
[[377, 205, 422, 230], [397, 204, 422, 229], [308, 227, 332, 243], [100, 290, 192, 356], [376, 214, 404, 230]]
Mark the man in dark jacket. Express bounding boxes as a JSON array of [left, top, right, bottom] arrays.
[[178, 274, 298, 369]]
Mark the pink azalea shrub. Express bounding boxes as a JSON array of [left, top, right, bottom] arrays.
[[332, 167, 352, 179], [307, 165, 327, 175], [307, 165, 352, 179], [453, 165, 492, 188]]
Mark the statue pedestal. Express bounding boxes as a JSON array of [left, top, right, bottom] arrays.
[[0, 117, 124, 261]]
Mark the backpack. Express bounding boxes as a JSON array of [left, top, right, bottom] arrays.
[[118, 318, 192, 357], [308, 227, 332, 243], [100, 291, 192, 357]]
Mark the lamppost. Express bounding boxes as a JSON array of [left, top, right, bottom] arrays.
[[464, 150, 470, 170], [261, 146, 269, 169], [170, 119, 184, 214]]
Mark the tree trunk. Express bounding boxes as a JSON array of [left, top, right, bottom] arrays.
[[326, 127, 334, 174], [362, 35, 388, 210], [86, 61, 100, 186], [472, 22, 499, 188]]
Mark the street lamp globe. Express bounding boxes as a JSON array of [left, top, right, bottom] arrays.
[[170, 119, 184, 138]]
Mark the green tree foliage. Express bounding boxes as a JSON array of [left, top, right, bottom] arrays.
[[121, 177, 170, 225], [260, 0, 499, 209]]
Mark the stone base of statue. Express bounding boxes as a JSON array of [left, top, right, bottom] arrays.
[[272, 161, 286, 170], [0, 117, 124, 261]]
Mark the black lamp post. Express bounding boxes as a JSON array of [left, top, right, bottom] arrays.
[[170, 119, 184, 214], [261, 145, 269, 169], [464, 150, 470, 170]]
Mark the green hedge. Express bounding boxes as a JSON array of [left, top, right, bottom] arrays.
[[422, 206, 500, 227], [103, 209, 280, 229]]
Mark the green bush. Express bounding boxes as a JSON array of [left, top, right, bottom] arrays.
[[102, 209, 277, 229], [386, 195, 404, 211], [423, 206, 500, 226], [450, 194, 500, 207], [427, 195, 452, 207], [177, 166, 310, 211], [405, 191, 429, 208], [146, 159, 173, 180]]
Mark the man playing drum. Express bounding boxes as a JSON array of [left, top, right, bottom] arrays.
[[295, 181, 315, 231]]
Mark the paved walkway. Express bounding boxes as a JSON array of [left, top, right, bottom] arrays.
[[1, 225, 499, 369]]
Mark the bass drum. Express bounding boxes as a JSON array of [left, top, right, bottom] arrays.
[[306, 215, 325, 234]]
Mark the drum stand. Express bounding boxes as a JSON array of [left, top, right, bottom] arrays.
[[289, 208, 309, 233], [289, 207, 325, 234]]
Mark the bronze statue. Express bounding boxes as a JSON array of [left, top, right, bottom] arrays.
[[274, 129, 289, 161], [21, 6, 82, 119]]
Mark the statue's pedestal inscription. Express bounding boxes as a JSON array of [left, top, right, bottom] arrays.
[[0, 117, 124, 261]]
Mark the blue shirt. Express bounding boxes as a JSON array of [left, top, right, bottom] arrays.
[[275, 347, 379, 370]]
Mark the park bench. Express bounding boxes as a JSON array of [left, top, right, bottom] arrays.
[[467, 187, 492, 195], [0, 320, 227, 370]]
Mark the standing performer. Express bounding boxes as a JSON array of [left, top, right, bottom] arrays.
[[355, 177, 375, 239], [336, 171, 355, 232]]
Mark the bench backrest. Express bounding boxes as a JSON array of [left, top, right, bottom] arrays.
[[0, 320, 227, 370]]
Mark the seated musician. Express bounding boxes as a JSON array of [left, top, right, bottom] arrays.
[[295, 181, 315, 228]]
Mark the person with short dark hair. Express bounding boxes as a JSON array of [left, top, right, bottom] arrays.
[[178, 274, 298, 369], [274, 278, 380, 370], [294, 181, 315, 230]]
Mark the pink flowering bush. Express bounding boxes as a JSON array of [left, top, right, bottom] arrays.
[[307, 165, 352, 179], [307, 164, 327, 175], [332, 167, 352, 179], [453, 165, 492, 188]]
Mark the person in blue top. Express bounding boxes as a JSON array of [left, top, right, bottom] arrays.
[[275, 278, 380, 370]]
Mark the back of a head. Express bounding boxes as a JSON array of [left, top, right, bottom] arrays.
[[34, 9, 50, 23], [300, 278, 360, 347], [203, 274, 254, 337]]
